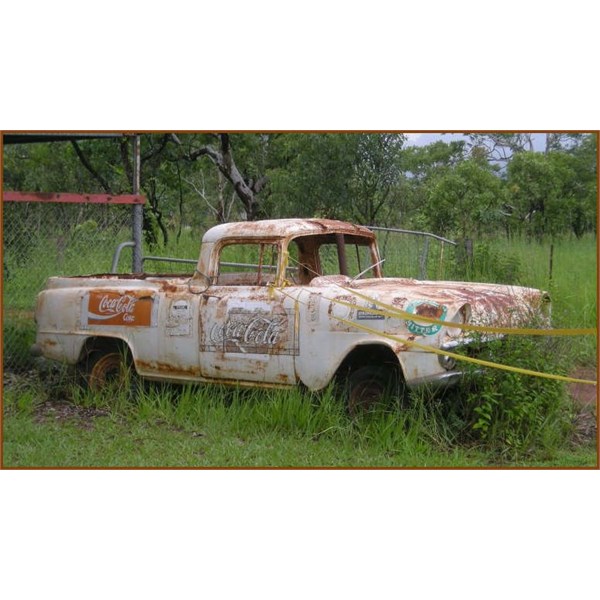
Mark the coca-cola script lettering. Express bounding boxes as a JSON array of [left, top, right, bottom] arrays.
[[201, 308, 298, 355], [97, 295, 138, 322], [85, 292, 154, 327]]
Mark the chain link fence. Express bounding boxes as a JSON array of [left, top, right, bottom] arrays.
[[2, 195, 141, 371], [369, 226, 457, 281]]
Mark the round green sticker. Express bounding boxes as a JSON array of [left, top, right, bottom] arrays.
[[405, 300, 447, 336]]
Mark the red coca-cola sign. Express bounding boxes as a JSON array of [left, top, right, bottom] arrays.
[[85, 292, 153, 327]]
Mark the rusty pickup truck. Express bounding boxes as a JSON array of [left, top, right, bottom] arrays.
[[32, 219, 550, 412]]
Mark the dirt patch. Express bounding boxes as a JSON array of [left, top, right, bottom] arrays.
[[34, 399, 110, 430], [567, 367, 597, 408], [568, 367, 597, 446]]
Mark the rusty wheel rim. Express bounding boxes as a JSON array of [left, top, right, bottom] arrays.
[[88, 353, 124, 392], [348, 378, 385, 415]]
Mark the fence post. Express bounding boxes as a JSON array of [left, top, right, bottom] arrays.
[[132, 135, 143, 272], [419, 236, 430, 279]]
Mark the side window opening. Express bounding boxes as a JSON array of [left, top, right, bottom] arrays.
[[217, 242, 279, 286], [287, 234, 380, 283], [317, 237, 379, 279]]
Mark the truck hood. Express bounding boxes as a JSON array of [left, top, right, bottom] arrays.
[[311, 275, 550, 330]]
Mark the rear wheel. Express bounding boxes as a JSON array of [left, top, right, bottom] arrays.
[[346, 365, 401, 416], [78, 347, 134, 393]]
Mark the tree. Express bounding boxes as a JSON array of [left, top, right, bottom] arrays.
[[267, 133, 406, 224], [565, 133, 597, 236], [349, 133, 406, 223], [467, 133, 534, 163], [399, 140, 467, 229], [507, 152, 567, 238], [183, 133, 269, 221], [401, 140, 467, 181], [423, 160, 506, 240], [507, 142, 597, 239]]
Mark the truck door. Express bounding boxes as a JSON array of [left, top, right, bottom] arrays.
[[198, 242, 299, 385]]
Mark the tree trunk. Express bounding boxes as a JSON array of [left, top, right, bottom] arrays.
[[186, 134, 268, 221]]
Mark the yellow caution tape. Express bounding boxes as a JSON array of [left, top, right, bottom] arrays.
[[335, 316, 598, 386], [336, 286, 597, 337], [270, 286, 597, 386]]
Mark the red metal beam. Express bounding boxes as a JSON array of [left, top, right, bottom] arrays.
[[2, 191, 146, 205]]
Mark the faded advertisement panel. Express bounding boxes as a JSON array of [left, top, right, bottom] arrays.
[[82, 292, 156, 327], [200, 307, 299, 355]]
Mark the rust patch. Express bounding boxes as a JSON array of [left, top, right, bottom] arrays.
[[204, 218, 374, 241], [157, 281, 181, 293], [136, 359, 201, 379], [393, 343, 409, 353], [415, 303, 445, 319]]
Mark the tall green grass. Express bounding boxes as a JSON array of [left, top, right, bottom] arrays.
[[4, 355, 594, 467], [477, 236, 597, 366]]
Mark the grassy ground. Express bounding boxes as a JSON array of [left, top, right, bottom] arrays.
[[2, 368, 596, 468], [4, 410, 595, 468]]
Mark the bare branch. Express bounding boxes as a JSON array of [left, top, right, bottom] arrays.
[[71, 141, 113, 194], [183, 175, 219, 218], [182, 133, 269, 220], [119, 138, 133, 183], [142, 134, 170, 162]]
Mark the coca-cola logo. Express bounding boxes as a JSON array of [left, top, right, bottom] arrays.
[[96, 294, 137, 323], [201, 308, 298, 355], [86, 292, 152, 326], [210, 316, 285, 352]]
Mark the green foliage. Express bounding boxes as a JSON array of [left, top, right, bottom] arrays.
[[3, 359, 592, 467], [267, 133, 406, 223], [3, 319, 37, 371], [4, 133, 596, 239], [507, 149, 597, 238], [423, 159, 506, 239], [454, 336, 573, 458], [402, 140, 466, 180]]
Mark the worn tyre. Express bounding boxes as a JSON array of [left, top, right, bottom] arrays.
[[346, 365, 401, 416]]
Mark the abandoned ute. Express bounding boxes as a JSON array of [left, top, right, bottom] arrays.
[[32, 219, 550, 412]]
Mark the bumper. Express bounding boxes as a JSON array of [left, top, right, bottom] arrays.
[[406, 370, 464, 390]]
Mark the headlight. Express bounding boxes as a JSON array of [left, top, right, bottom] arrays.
[[445, 303, 471, 337], [438, 354, 457, 371]]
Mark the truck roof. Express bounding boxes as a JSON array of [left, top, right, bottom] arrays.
[[202, 218, 375, 243]]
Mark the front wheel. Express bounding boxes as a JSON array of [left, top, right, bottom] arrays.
[[346, 365, 402, 416]]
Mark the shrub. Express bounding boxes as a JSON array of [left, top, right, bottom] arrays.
[[448, 335, 573, 458]]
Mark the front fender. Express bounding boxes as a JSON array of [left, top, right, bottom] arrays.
[[295, 335, 403, 391]]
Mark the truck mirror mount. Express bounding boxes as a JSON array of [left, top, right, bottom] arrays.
[[188, 269, 211, 294]]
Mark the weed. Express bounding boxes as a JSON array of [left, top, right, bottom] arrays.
[[2, 319, 37, 371], [447, 335, 575, 458]]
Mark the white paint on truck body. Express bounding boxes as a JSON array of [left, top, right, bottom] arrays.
[[33, 218, 550, 392]]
